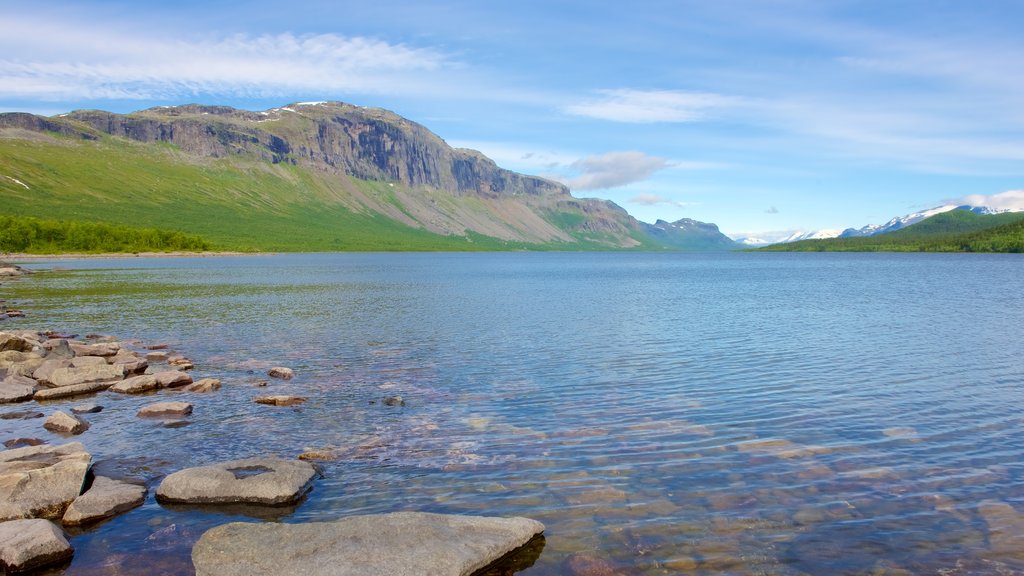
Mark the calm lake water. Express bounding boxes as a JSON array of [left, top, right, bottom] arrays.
[[3, 252, 1024, 575]]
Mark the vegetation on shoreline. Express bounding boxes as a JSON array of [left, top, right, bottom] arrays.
[[0, 215, 213, 254], [759, 210, 1024, 253]]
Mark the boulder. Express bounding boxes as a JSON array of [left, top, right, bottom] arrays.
[[138, 401, 193, 417], [35, 380, 116, 401], [156, 457, 316, 506], [69, 342, 120, 357], [0, 352, 44, 377], [114, 356, 148, 375], [267, 367, 294, 380], [0, 442, 91, 521], [109, 374, 159, 394], [47, 364, 125, 388], [0, 333, 34, 353], [0, 379, 35, 404], [186, 378, 222, 393], [62, 476, 146, 526], [43, 412, 89, 435], [42, 340, 74, 359], [0, 519, 74, 573], [153, 370, 193, 388], [191, 512, 545, 576], [70, 356, 107, 368], [254, 395, 306, 407], [32, 358, 72, 385]]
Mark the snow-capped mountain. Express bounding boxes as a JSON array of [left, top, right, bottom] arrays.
[[731, 229, 841, 246]]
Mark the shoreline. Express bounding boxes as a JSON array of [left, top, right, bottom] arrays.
[[4, 251, 269, 262]]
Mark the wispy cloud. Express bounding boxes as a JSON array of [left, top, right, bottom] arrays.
[[629, 193, 698, 209], [565, 89, 736, 123], [561, 151, 670, 190], [956, 190, 1024, 211], [0, 16, 450, 102], [764, 206, 779, 214]]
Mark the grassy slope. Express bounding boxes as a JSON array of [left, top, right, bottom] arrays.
[[759, 210, 1024, 253], [0, 134, 568, 252]]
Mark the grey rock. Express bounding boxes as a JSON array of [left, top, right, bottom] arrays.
[[267, 366, 294, 380], [43, 339, 74, 359], [109, 374, 159, 394], [62, 476, 146, 526], [69, 342, 120, 357], [115, 357, 149, 375], [69, 356, 107, 368], [145, 351, 169, 362], [0, 442, 91, 521], [70, 403, 103, 414], [156, 457, 316, 506], [0, 519, 74, 573], [32, 358, 72, 385], [34, 380, 116, 401], [47, 364, 125, 388], [191, 512, 545, 576], [137, 401, 193, 417], [0, 410, 43, 420], [185, 378, 222, 393], [43, 411, 89, 435], [0, 379, 35, 404], [153, 370, 193, 388]]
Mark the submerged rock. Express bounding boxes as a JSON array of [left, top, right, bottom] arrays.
[[156, 457, 316, 506], [43, 411, 90, 435], [62, 476, 146, 526], [2, 438, 46, 449], [0, 442, 91, 521], [70, 403, 103, 414], [137, 401, 193, 417], [254, 395, 306, 406], [191, 512, 545, 576], [267, 367, 294, 380], [0, 519, 74, 573]]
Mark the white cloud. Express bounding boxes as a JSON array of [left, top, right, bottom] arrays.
[[629, 193, 698, 209], [0, 16, 449, 101], [565, 89, 735, 123], [956, 190, 1024, 211], [561, 151, 670, 190]]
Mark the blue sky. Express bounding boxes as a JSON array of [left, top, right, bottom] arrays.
[[2, 0, 1023, 238]]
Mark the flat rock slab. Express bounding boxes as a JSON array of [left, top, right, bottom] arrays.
[[0, 442, 91, 521], [0, 380, 35, 404], [35, 380, 115, 401], [0, 519, 74, 573], [153, 370, 193, 388], [109, 374, 158, 394], [254, 395, 306, 406], [62, 476, 146, 526], [69, 342, 120, 357], [47, 364, 125, 388], [186, 378, 221, 393], [138, 401, 193, 417], [192, 512, 545, 576], [43, 411, 90, 435], [156, 457, 316, 506]]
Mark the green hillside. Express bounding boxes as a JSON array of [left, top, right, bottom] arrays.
[[0, 215, 212, 253], [759, 210, 1024, 253]]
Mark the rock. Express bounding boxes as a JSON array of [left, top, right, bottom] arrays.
[[114, 356, 149, 375], [185, 378, 222, 393], [564, 553, 620, 576], [153, 370, 193, 388], [47, 364, 125, 388], [35, 380, 117, 401], [145, 351, 169, 362], [42, 339, 74, 359], [267, 367, 294, 380], [137, 401, 193, 417], [0, 410, 44, 420], [168, 356, 194, 370], [71, 403, 103, 414], [43, 411, 90, 435], [0, 333, 34, 353], [145, 343, 169, 350], [70, 356, 107, 368], [191, 512, 545, 576], [3, 438, 46, 449], [0, 351, 44, 377], [254, 395, 306, 406], [62, 476, 146, 526], [109, 374, 159, 394], [69, 342, 120, 357], [0, 519, 74, 573], [0, 442, 91, 521], [32, 358, 72, 385], [156, 457, 316, 506], [0, 379, 35, 403], [383, 395, 405, 407]]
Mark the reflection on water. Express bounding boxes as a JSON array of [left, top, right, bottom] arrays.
[[4, 252, 1024, 575]]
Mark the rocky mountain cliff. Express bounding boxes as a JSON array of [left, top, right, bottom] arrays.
[[0, 102, 731, 251]]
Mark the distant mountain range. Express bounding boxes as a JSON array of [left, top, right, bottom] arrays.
[[0, 101, 738, 252], [736, 204, 1024, 247]]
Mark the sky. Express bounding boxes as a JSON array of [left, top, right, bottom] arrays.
[[2, 0, 1023, 239]]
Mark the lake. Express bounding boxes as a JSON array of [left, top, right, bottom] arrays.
[[3, 252, 1024, 574]]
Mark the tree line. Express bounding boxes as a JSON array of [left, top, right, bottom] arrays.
[[0, 215, 212, 254]]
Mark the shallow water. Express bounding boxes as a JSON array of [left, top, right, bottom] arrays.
[[3, 252, 1024, 574]]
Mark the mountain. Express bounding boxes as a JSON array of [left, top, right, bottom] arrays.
[[732, 229, 841, 247], [0, 102, 729, 252], [642, 218, 740, 251], [759, 209, 1024, 252]]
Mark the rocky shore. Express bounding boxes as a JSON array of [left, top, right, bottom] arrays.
[[0, 327, 544, 574]]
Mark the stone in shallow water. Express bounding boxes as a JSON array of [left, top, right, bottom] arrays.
[[156, 457, 316, 506], [34, 380, 116, 401], [43, 411, 90, 435], [3, 438, 46, 449], [186, 378, 221, 393], [0, 519, 74, 573], [153, 370, 193, 388], [267, 366, 294, 380], [62, 476, 147, 526], [109, 374, 159, 394], [191, 512, 545, 576], [254, 395, 306, 406], [0, 379, 35, 403], [0, 442, 91, 521], [137, 401, 193, 417], [71, 403, 103, 414]]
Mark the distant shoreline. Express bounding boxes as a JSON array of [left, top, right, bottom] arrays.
[[5, 251, 267, 262]]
